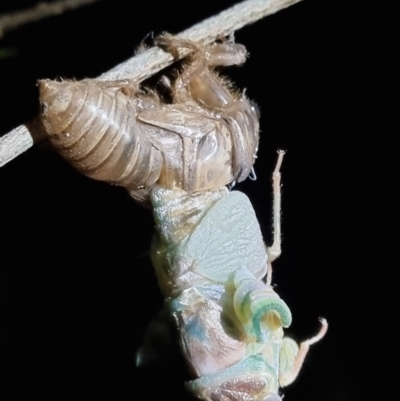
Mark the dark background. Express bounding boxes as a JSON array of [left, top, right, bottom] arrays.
[[0, 0, 397, 400]]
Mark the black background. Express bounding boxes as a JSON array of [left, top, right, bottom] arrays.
[[0, 1, 397, 400]]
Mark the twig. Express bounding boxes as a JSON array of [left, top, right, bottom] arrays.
[[0, 0, 304, 168], [0, 0, 102, 38]]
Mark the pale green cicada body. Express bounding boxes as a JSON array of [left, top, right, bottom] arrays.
[[142, 152, 327, 401], [39, 34, 327, 401]]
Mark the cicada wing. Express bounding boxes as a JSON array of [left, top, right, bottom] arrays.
[[182, 191, 267, 282]]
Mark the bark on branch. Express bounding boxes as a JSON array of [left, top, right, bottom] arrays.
[[0, 0, 304, 168]]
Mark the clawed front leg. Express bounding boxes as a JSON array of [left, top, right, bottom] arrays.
[[155, 34, 247, 69], [155, 34, 247, 107], [155, 34, 207, 103]]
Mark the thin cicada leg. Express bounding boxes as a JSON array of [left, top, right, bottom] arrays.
[[267, 150, 285, 286], [279, 318, 328, 387]]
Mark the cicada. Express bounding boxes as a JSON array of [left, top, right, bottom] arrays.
[[39, 35, 327, 401]]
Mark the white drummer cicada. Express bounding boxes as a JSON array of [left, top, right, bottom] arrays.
[[39, 35, 327, 401]]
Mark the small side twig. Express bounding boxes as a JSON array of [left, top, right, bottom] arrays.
[[0, 0, 304, 168], [0, 0, 101, 39]]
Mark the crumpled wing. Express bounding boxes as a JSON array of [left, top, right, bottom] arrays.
[[181, 191, 268, 282], [138, 106, 218, 139]]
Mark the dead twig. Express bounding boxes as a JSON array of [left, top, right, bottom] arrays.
[[0, 0, 304, 168], [0, 0, 101, 39]]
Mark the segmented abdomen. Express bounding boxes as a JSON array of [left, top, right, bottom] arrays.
[[39, 80, 162, 191]]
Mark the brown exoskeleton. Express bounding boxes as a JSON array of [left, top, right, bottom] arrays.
[[39, 35, 327, 401], [39, 36, 259, 203]]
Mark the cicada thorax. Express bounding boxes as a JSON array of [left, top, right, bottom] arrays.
[[39, 80, 163, 192], [150, 186, 229, 297]]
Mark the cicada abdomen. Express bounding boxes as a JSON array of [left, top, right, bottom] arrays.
[[39, 80, 163, 194]]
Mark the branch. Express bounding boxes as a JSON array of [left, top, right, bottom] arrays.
[[0, 0, 102, 38], [0, 0, 304, 168]]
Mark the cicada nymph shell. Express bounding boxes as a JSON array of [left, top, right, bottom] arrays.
[[39, 36, 260, 202], [38, 36, 327, 401]]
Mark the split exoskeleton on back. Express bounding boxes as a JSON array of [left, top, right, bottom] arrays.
[[39, 34, 327, 401], [39, 35, 259, 204]]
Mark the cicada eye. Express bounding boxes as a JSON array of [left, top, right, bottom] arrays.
[[263, 394, 282, 401]]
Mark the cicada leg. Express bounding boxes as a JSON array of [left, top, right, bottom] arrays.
[[155, 34, 207, 103], [279, 318, 328, 387], [155, 34, 246, 106], [266, 150, 285, 286]]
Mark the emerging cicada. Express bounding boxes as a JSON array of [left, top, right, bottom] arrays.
[[39, 35, 327, 401]]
